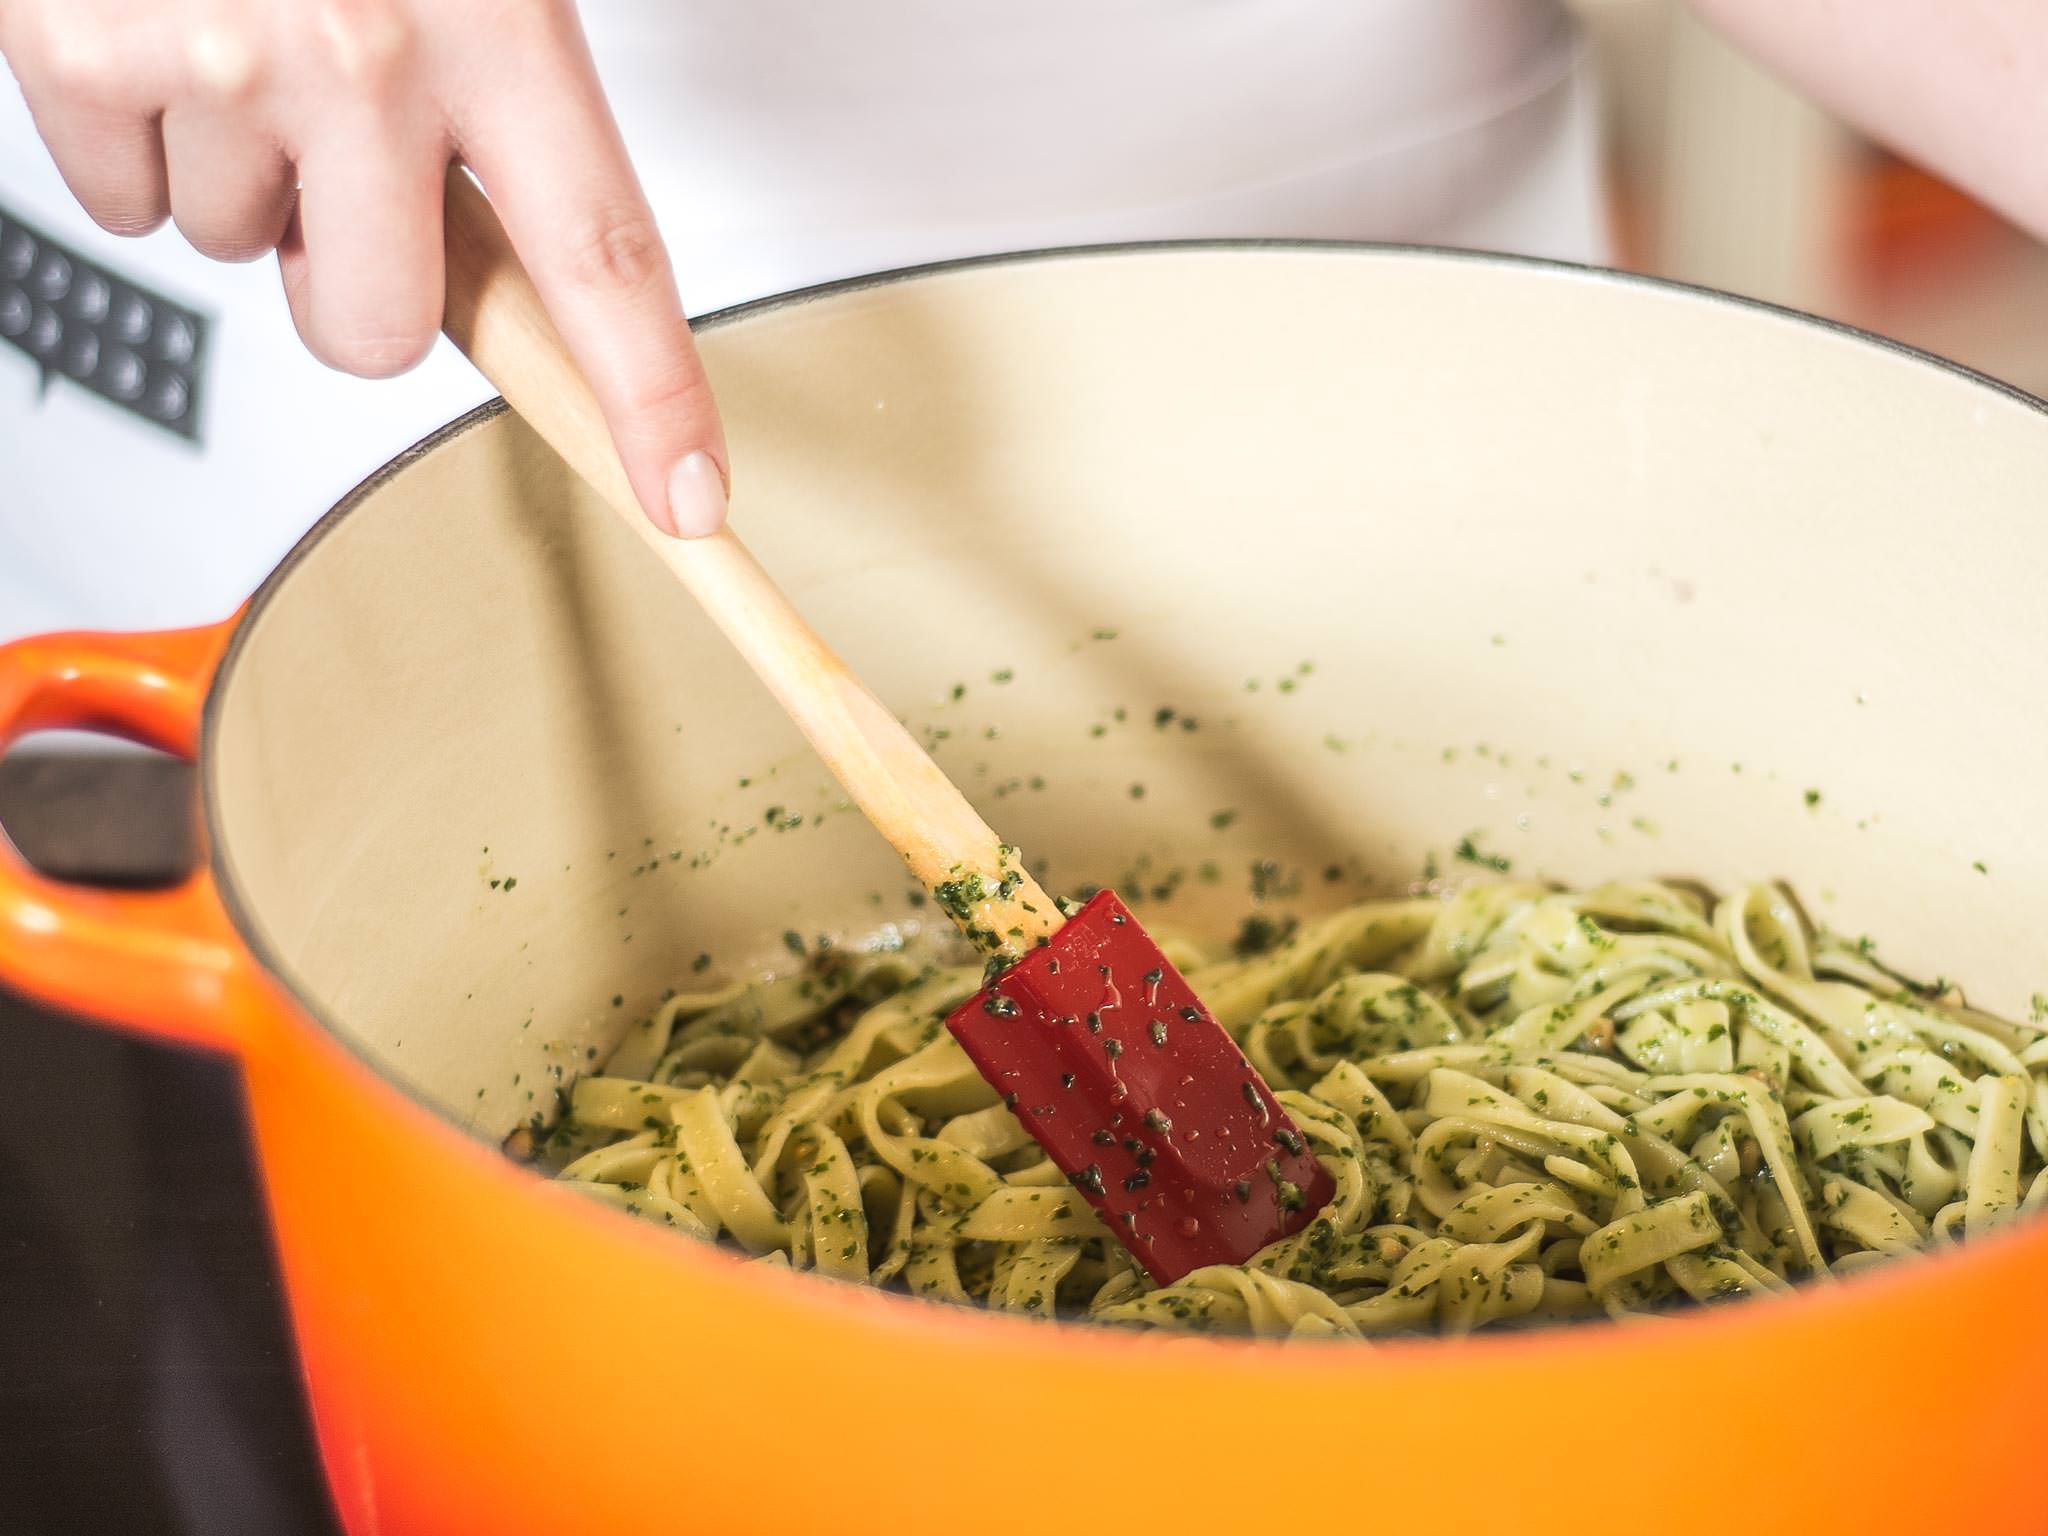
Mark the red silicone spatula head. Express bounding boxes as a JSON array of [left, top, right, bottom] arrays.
[[947, 890, 1334, 1285]]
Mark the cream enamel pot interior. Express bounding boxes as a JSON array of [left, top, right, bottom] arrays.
[[4, 246, 2046, 1535]]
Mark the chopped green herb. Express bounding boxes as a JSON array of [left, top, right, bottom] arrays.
[[1231, 914, 1297, 957], [1453, 834, 1512, 874]]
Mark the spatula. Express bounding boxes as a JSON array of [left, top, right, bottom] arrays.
[[439, 169, 1332, 1285]]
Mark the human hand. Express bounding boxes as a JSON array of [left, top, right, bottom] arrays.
[[1689, 0, 2048, 252], [0, 0, 728, 536]]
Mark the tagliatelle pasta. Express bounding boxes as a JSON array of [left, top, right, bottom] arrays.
[[533, 879, 2048, 1339]]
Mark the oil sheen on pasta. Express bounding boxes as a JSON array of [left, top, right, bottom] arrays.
[[537, 880, 2047, 1338]]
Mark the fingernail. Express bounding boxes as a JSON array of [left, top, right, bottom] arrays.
[[663, 450, 728, 538]]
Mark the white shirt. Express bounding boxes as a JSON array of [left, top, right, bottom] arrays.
[[0, 0, 1600, 641]]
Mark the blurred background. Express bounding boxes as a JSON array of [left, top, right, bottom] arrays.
[[7, 0, 2046, 647], [1580, 0, 2048, 393]]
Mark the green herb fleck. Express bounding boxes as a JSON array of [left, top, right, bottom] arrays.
[[932, 873, 989, 923], [1453, 834, 1512, 874], [1232, 914, 1297, 957]]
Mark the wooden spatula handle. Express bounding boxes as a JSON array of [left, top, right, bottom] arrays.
[[440, 168, 1058, 958]]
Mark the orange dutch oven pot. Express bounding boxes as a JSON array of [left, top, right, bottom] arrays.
[[3, 248, 2046, 1535]]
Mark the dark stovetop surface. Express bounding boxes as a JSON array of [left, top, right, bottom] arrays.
[[0, 754, 340, 1535]]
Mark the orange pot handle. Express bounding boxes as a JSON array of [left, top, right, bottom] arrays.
[[0, 619, 258, 1056]]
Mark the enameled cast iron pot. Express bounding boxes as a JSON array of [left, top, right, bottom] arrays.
[[3, 248, 2046, 1534]]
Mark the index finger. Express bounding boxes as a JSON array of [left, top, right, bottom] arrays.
[[452, 10, 727, 537]]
